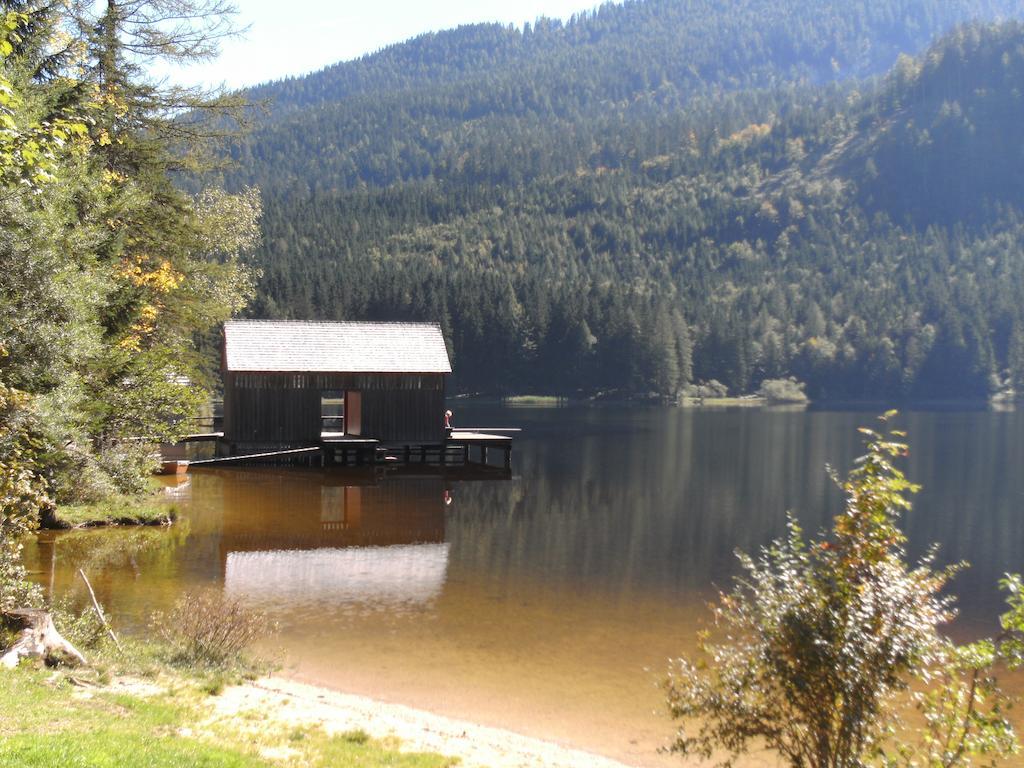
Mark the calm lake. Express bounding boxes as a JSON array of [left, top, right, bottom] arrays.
[[26, 405, 1024, 766]]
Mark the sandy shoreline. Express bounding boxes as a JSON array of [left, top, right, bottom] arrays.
[[214, 676, 637, 768]]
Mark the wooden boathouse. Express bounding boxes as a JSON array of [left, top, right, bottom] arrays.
[[213, 319, 513, 468], [223, 319, 450, 447]]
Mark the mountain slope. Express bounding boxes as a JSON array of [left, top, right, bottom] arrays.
[[222, 0, 1020, 195], [841, 23, 1024, 226], [216, 6, 1024, 400]]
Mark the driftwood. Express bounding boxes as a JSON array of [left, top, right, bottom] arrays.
[[1, 609, 86, 669]]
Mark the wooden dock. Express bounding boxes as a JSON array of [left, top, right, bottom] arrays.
[[189, 446, 323, 468], [172, 427, 517, 471], [321, 430, 514, 469], [445, 430, 514, 467]]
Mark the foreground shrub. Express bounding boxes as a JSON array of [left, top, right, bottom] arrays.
[[0, 541, 42, 615], [50, 596, 108, 650], [153, 591, 269, 670], [667, 413, 1024, 768]]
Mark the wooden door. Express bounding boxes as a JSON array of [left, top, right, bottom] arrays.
[[345, 390, 362, 435]]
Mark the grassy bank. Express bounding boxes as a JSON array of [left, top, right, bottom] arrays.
[[679, 396, 767, 408], [678, 397, 811, 409], [0, 665, 454, 767], [45, 496, 177, 529], [1, 583, 455, 767]]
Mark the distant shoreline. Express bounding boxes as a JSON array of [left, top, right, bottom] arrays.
[[452, 395, 1002, 410]]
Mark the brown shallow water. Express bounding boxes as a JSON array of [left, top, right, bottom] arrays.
[[25, 406, 1024, 766]]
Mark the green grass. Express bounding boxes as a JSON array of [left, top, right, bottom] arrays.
[[0, 668, 265, 768], [0, 667, 457, 768], [678, 396, 767, 408], [678, 396, 811, 409], [46, 496, 177, 529], [313, 732, 455, 767], [0, 731, 263, 768]]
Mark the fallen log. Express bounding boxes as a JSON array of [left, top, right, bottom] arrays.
[[1, 609, 86, 668]]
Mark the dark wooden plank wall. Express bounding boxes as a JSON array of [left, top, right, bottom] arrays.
[[361, 389, 446, 443], [224, 384, 320, 442], [224, 372, 446, 443]]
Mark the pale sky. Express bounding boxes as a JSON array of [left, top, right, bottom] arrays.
[[153, 0, 604, 90]]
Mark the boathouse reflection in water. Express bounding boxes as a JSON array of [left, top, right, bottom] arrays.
[[206, 466, 507, 611], [224, 545, 450, 609]]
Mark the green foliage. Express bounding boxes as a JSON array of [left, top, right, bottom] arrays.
[[683, 380, 730, 400], [0, 541, 41, 614], [0, 380, 46, 614], [0, 382, 49, 537], [757, 377, 809, 404], [0, 0, 261, 519], [49, 595, 109, 650], [0, 9, 90, 187], [666, 415, 1023, 768]]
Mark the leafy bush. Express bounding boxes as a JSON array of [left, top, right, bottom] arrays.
[[93, 442, 161, 498], [0, 381, 48, 616], [49, 442, 161, 506], [0, 382, 50, 536], [50, 596, 108, 650], [153, 591, 269, 670], [757, 377, 809, 403], [666, 414, 1024, 768], [0, 543, 42, 614], [682, 380, 729, 399]]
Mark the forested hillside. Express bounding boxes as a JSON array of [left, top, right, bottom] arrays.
[[217, 1, 1024, 400], [222, 0, 1018, 195]]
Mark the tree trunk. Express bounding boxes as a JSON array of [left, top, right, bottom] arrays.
[[1, 609, 86, 668]]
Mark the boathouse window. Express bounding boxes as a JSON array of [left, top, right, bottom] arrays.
[[321, 391, 345, 433]]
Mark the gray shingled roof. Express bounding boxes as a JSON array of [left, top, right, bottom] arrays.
[[223, 320, 452, 374]]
